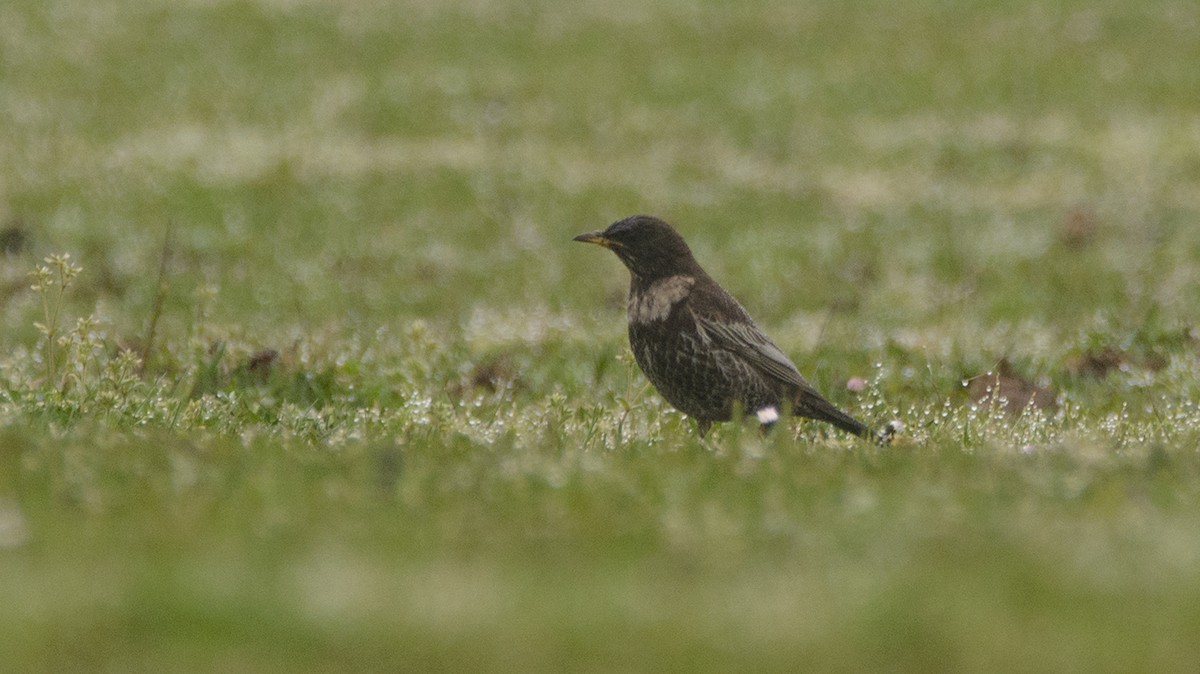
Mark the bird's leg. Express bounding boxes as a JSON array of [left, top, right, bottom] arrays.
[[695, 419, 713, 437]]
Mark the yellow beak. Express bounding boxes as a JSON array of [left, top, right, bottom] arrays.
[[573, 231, 622, 248]]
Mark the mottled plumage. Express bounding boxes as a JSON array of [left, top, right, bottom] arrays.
[[575, 214, 875, 439]]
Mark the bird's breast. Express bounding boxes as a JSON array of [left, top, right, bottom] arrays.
[[628, 275, 696, 324]]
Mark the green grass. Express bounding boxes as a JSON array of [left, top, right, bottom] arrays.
[[3, 0, 1200, 671]]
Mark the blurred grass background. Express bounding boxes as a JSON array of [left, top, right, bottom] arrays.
[[2, 0, 1200, 671]]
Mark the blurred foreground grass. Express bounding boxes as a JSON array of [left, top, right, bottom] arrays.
[[2, 0, 1200, 671]]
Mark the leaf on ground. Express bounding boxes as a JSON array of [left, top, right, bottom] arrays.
[[451, 354, 521, 396], [0, 219, 29, 255], [246, 349, 280, 381], [1065, 345, 1169, 378], [1059, 206, 1099, 250], [967, 358, 1058, 416], [1065, 346, 1127, 378]]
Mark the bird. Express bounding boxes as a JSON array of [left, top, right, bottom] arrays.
[[574, 214, 881, 441]]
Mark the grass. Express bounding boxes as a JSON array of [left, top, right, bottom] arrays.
[[2, 0, 1200, 671]]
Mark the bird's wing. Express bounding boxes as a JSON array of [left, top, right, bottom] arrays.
[[692, 314, 811, 390], [694, 312, 870, 437]]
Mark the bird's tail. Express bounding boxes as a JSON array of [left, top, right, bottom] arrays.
[[794, 389, 894, 445]]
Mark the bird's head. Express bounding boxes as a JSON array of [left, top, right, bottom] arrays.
[[573, 215, 701, 280]]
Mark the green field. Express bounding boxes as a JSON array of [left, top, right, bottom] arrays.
[[3, 0, 1200, 670]]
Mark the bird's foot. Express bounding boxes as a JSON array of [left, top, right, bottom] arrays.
[[875, 420, 904, 446]]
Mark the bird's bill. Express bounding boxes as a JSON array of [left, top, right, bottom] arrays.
[[573, 231, 623, 248]]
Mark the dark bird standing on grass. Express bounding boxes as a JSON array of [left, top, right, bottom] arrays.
[[575, 214, 877, 440]]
